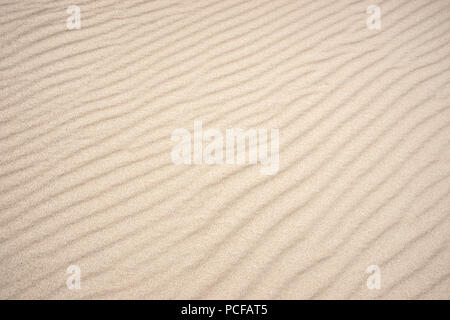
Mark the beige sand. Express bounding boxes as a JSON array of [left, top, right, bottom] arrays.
[[0, 0, 449, 299]]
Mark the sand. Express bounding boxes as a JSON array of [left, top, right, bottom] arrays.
[[0, 0, 449, 299]]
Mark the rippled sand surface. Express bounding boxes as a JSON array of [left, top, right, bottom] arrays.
[[0, 0, 449, 299]]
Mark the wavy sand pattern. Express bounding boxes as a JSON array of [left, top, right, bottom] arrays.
[[0, 0, 449, 299]]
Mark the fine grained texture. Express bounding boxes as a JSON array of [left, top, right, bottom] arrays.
[[0, 0, 449, 299]]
